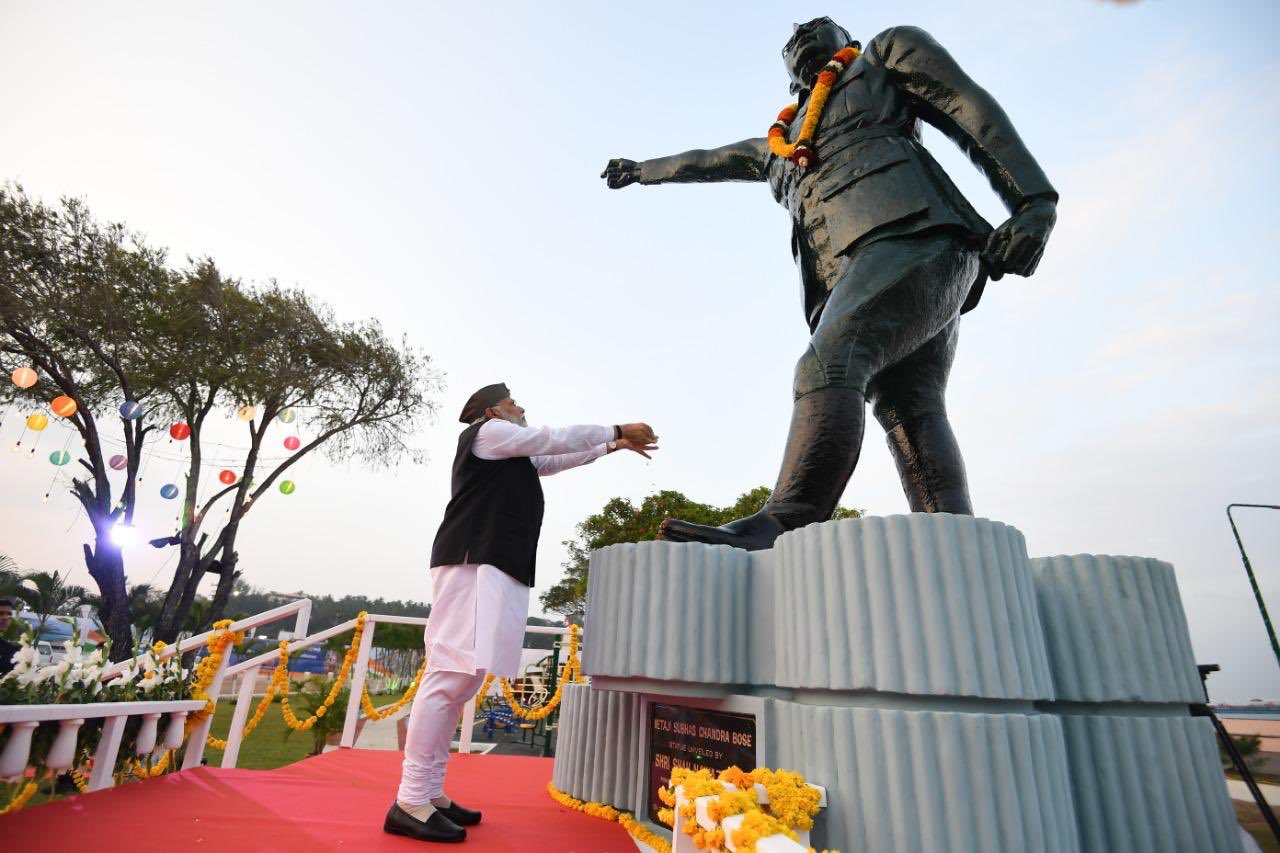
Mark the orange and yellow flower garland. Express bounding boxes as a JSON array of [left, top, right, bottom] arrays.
[[186, 619, 247, 733], [131, 750, 172, 779], [547, 781, 672, 853], [361, 657, 428, 721], [767, 45, 861, 169], [280, 612, 366, 732], [498, 624, 581, 721], [0, 781, 39, 815]]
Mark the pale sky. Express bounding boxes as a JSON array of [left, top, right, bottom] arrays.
[[1, 1, 1277, 703]]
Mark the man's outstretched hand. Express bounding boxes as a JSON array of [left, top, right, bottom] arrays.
[[619, 423, 657, 444], [601, 158, 642, 189], [981, 196, 1057, 281], [616, 437, 659, 459]]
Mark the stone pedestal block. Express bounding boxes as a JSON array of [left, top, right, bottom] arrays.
[[552, 683, 643, 810], [774, 515, 1054, 698], [1033, 555, 1240, 852], [558, 517, 1241, 853]]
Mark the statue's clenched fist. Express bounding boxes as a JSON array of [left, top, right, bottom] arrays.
[[601, 158, 642, 189], [981, 196, 1057, 281]]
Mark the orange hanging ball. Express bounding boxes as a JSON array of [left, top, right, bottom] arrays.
[[11, 367, 38, 389], [51, 395, 78, 417]]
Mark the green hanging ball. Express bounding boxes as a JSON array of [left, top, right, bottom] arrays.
[[279, 480, 296, 495], [49, 449, 71, 466]]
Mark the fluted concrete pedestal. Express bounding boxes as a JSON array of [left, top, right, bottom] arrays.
[[552, 515, 1239, 853]]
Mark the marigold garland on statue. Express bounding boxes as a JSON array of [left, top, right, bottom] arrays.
[[71, 768, 90, 793], [767, 45, 860, 168]]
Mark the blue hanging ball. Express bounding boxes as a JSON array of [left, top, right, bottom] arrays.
[[160, 483, 180, 500], [119, 400, 144, 420]]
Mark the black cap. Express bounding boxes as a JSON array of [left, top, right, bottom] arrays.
[[459, 383, 510, 423]]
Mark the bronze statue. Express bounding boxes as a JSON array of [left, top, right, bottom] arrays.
[[603, 17, 1058, 550]]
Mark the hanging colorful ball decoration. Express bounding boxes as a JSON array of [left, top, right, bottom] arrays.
[[160, 483, 180, 499], [169, 422, 191, 441], [51, 395, 78, 417], [119, 400, 144, 420], [49, 449, 71, 466], [237, 405, 257, 422], [11, 367, 38, 388], [279, 480, 296, 495], [283, 435, 301, 451], [108, 454, 128, 470], [26, 413, 49, 431], [277, 407, 296, 424], [218, 469, 237, 485]]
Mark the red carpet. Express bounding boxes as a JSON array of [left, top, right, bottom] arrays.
[[3, 750, 639, 852]]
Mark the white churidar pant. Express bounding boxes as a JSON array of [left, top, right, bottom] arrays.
[[396, 563, 530, 805]]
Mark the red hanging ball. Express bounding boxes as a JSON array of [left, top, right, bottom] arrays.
[[170, 423, 191, 441], [283, 435, 301, 451], [218, 469, 237, 485]]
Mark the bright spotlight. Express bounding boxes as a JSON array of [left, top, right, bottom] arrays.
[[110, 522, 138, 548]]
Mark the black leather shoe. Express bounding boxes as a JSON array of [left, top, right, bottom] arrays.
[[437, 800, 482, 827], [383, 803, 466, 843]]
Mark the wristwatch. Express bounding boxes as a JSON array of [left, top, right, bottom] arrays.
[[607, 440, 618, 453]]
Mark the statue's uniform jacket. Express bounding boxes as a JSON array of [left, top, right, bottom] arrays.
[[639, 26, 1058, 333]]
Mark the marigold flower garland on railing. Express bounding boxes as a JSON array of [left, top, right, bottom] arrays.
[[131, 749, 173, 779], [361, 657, 428, 721], [206, 646, 294, 750], [186, 619, 247, 733], [0, 781, 39, 815], [279, 612, 366, 732], [767, 44, 861, 169], [498, 624, 581, 721]]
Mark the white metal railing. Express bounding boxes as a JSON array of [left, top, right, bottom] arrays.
[[0, 700, 206, 791], [0, 598, 313, 790], [0, 600, 579, 792]]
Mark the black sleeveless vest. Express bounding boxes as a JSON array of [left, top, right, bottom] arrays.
[[429, 420, 545, 587]]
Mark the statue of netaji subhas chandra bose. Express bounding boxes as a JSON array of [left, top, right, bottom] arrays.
[[603, 17, 1059, 550]]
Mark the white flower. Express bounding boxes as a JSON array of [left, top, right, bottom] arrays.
[[105, 665, 135, 688], [13, 642, 36, 668], [137, 669, 163, 694], [84, 649, 104, 666]]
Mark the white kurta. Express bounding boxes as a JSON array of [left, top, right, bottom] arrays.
[[422, 419, 611, 677]]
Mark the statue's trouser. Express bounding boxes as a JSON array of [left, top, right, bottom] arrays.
[[789, 229, 979, 515], [663, 230, 979, 548]]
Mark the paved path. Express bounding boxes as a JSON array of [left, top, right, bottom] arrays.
[[1228, 777, 1280, 805]]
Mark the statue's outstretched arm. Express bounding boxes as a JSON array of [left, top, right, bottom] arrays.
[[867, 26, 1058, 278], [601, 138, 769, 189]]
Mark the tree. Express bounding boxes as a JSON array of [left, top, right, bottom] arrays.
[[1, 185, 172, 659], [145, 264, 441, 641], [539, 487, 861, 616], [6, 570, 74, 641], [1, 185, 441, 656]]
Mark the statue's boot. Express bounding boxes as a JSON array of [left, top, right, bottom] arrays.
[[883, 413, 973, 514], [659, 387, 865, 550]]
